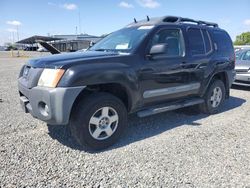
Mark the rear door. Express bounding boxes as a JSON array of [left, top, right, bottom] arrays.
[[184, 27, 214, 95]]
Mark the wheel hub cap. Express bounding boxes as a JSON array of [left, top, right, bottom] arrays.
[[210, 87, 222, 108], [99, 117, 110, 129], [88, 107, 119, 140]]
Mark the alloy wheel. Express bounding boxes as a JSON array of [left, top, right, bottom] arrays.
[[88, 107, 119, 140]]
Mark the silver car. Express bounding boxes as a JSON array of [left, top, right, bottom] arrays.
[[234, 49, 250, 86]]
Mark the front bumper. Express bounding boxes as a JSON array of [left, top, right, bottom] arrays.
[[233, 73, 250, 87], [18, 82, 85, 125]]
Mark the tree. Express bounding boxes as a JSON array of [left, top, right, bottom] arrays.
[[234, 32, 250, 45]]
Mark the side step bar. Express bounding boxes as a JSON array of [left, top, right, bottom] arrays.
[[137, 98, 204, 118]]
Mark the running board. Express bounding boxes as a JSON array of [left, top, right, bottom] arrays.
[[137, 98, 204, 118]]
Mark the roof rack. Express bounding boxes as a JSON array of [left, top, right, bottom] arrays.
[[162, 16, 218, 28]]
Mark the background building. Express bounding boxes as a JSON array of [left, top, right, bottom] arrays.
[[51, 34, 103, 52], [16, 34, 104, 52]]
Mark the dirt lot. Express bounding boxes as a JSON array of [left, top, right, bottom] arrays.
[[0, 52, 249, 187]]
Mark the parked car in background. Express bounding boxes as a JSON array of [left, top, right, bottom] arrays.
[[234, 49, 250, 86], [4, 46, 18, 51], [234, 45, 250, 52], [24, 46, 39, 51]]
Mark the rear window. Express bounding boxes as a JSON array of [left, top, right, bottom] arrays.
[[187, 28, 205, 56], [212, 30, 233, 55]]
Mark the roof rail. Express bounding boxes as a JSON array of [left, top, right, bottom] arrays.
[[162, 16, 218, 28]]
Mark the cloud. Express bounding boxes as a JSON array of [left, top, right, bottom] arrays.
[[119, 1, 134, 8], [6, 28, 17, 32], [48, 2, 56, 6], [137, 0, 160, 8], [6, 20, 22, 26], [243, 19, 250, 26], [62, 3, 77, 10], [48, 2, 77, 11]]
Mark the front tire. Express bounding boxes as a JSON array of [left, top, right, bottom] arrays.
[[199, 79, 226, 114], [70, 92, 128, 150]]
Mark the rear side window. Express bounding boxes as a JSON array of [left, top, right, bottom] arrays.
[[202, 30, 212, 53], [187, 28, 205, 56], [212, 30, 233, 55]]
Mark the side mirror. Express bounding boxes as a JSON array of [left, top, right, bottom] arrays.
[[149, 43, 168, 55]]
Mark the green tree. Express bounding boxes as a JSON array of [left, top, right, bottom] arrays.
[[234, 32, 250, 45]]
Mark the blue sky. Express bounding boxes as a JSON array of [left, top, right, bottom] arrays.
[[0, 0, 250, 45]]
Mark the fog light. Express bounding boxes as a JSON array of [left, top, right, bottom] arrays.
[[38, 102, 49, 117]]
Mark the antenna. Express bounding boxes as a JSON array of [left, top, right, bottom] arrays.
[[134, 18, 137, 23], [146, 15, 150, 21]]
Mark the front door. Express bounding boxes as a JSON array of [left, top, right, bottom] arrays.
[[139, 27, 200, 106]]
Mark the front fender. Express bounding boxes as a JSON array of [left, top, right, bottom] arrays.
[[58, 63, 140, 111]]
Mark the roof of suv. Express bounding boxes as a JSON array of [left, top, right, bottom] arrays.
[[127, 15, 219, 29]]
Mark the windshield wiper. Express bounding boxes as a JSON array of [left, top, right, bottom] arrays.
[[94, 49, 106, 51], [93, 49, 117, 52]]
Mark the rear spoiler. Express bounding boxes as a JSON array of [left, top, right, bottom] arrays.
[[36, 40, 61, 54]]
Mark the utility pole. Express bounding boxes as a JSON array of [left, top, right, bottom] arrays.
[[16, 25, 20, 57], [16, 25, 19, 41], [78, 9, 82, 34], [12, 31, 15, 44]]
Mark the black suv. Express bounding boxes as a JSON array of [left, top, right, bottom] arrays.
[[18, 16, 235, 150]]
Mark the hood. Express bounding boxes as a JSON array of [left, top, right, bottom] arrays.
[[28, 51, 120, 68], [235, 60, 250, 71]]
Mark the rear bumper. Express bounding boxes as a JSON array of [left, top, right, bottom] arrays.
[[18, 82, 85, 125], [233, 73, 250, 87]]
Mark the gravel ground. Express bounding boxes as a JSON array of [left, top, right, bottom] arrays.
[[0, 52, 250, 187]]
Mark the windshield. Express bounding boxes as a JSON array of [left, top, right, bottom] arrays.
[[235, 50, 243, 60], [89, 26, 154, 53]]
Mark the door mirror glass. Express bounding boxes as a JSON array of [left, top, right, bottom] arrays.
[[149, 43, 168, 55]]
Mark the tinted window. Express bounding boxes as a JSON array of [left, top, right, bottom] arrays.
[[150, 29, 184, 57], [212, 31, 233, 54], [202, 30, 212, 53], [187, 28, 205, 56]]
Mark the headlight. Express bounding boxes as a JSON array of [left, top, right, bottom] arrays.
[[38, 69, 65, 88]]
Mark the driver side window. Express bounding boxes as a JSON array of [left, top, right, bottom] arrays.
[[150, 29, 185, 57]]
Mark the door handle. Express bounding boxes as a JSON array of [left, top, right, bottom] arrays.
[[181, 62, 187, 68], [216, 61, 228, 66]]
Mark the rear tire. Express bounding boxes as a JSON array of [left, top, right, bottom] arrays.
[[199, 79, 226, 114], [70, 92, 127, 150]]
